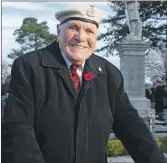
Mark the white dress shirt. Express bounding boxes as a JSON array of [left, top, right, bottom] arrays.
[[61, 51, 85, 85]]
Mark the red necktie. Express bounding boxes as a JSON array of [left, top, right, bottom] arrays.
[[69, 65, 80, 94]]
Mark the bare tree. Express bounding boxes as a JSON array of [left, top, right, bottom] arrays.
[[161, 49, 167, 83], [145, 48, 166, 84], [1, 60, 10, 84]]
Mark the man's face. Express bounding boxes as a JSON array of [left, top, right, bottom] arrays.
[[57, 20, 98, 65]]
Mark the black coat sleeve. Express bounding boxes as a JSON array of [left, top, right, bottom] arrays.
[[2, 57, 45, 163], [111, 70, 166, 163]]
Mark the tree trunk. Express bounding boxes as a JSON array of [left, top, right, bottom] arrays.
[[35, 34, 38, 51]]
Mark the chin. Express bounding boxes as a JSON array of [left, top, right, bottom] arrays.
[[66, 49, 90, 60], [67, 51, 82, 58], [71, 56, 85, 62]]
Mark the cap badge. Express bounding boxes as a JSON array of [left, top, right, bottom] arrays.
[[86, 5, 95, 17]]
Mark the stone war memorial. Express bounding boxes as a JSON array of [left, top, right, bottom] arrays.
[[116, 0, 155, 133]]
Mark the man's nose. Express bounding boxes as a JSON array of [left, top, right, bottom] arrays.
[[75, 30, 85, 42]]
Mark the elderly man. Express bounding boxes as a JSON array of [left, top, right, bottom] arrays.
[[2, 5, 166, 163]]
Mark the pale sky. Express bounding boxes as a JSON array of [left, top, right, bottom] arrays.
[[2, 2, 120, 68]]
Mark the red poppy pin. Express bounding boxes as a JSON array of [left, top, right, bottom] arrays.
[[84, 72, 95, 81]]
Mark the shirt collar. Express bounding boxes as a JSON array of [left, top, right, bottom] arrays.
[[61, 51, 85, 70]]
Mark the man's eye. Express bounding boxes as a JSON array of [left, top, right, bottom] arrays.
[[70, 26, 77, 30], [86, 30, 94, 34]]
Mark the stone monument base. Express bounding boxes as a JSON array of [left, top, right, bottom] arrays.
[[124, 35, 142, 41], [129, 96, 151, 112], [129, 96, 155, 135]]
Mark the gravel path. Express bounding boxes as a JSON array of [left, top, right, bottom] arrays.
[[107, 153, 167, 163]]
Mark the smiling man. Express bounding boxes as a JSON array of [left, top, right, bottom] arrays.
[[57, 20, 98, 65], [2, 5, 166, 163]]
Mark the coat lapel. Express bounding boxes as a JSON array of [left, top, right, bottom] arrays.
[[41, 41, 77, 99], [78, 55, 107, 102], [79, 62, 96, 95], [57, 67, 78, 99]]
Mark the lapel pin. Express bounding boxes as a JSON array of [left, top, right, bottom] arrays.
[[99, 67, 102, 72]]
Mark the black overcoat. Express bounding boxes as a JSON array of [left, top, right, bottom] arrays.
[[2, 41, 166, 163], [155, 86, 165, 113]]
